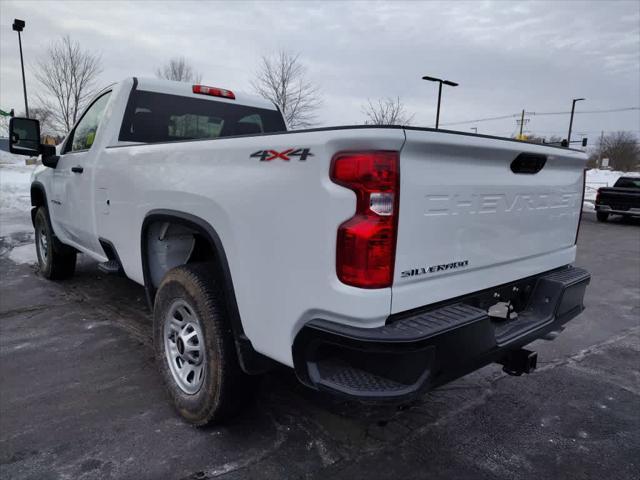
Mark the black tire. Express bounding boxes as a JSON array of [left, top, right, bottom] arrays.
[[34, 206, 77, 279], [596, 211, 609, 222], [153, 263, 252, 425]]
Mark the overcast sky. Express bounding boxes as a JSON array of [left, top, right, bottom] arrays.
[[1, 0, 639, 141]]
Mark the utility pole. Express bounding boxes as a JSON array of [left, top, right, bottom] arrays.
[[599, 130, 604, 168], [12, 19, 29, 118], [519, 109, 525, 137], [567, 98, 585, 146], [516, 110, 530, 139]]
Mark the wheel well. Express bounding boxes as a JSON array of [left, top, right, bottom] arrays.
[[144, 221, 219, 289], [141, 213, 233, 312], [141, 211, 274, 375]]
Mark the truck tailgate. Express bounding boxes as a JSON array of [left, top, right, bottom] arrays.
[[392, 129, 587, 314]]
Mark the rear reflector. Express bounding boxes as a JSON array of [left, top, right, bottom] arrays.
[[192, 84, 235, 99], [330, 151, 400, 288]]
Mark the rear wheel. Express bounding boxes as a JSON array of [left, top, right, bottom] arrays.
[[596, 211, 609, 222], [34, 206, 77, 279], [154, 263, 252, 425]]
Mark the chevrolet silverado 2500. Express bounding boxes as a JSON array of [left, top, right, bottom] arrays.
[[9, 78, 591, 425]]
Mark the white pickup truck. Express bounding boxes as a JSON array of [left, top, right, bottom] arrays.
[[10, 78, 591, 425]]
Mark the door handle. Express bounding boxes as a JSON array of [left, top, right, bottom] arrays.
[[71, 166, 84, 174]]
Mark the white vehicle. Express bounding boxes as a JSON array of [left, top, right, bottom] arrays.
[[10, 78, 591, 425]]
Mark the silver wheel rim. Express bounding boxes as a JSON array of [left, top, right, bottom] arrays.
[[164, 299, 206, 395], [37, 223, 48, 261]]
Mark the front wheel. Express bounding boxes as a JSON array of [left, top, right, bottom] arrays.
[[596, 211, 609, 222], [153, 263, 252, 425], [34, 206, 76, 279]]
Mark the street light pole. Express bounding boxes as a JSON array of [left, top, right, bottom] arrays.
[[12, 19, 29, 118], [567, 97, 585, 146], [422, 75, 458, 129]]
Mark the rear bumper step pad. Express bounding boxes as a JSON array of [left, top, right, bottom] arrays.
[[292, 266, 590, 401]]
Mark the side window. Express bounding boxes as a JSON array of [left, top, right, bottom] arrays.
[[66, 92, 112, 153]]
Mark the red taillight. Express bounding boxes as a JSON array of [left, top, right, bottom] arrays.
[[192, 84, 235, 99], [330, 151, 399, 288]]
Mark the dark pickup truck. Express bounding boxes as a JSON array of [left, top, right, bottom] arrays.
[[595, 176, 640, 222]]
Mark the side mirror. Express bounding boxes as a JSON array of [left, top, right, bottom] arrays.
[[41, 144, 59, 168], [582, 138, 588, 147], [9, 117, 41, 157]]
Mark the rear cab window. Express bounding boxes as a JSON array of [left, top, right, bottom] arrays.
[[118, 90, 286, 143]]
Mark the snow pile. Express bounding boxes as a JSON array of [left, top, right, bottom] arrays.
[[8, 243, 37, 265], [0, 163, 37, 212], [0, 155, 38, 239], [0, 149, 28, 165]]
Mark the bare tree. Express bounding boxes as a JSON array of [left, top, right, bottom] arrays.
[[588, 131, 640, 171], [28, 108, 57, 137], [34, 36, 102, 134], [156, 57, 202, 83], [362, 97, 414, 125], [252, 51, 321, 129]]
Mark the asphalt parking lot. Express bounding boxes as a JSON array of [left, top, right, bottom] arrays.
[[0, 211, 639, 480]]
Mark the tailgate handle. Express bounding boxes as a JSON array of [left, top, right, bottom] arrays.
[[511, 153, 546, 174]]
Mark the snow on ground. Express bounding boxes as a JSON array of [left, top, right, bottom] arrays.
[[0, 163, 36, 212], [0, 149, 38, 243], [0, 149, 36, 212], [0, 149, 27, 165], [8, 243, 37, 265]]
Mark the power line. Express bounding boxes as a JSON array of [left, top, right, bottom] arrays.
[[528, 129, 640, 133], [441, 107, 640, 126], [530, 107, 640, 116], [491, 129, 640, 136], [442, 114, 520, 126]]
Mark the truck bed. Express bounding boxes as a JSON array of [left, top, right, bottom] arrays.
[[595, 182, 640, 216]]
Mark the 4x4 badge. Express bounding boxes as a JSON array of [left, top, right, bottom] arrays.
[[251, 148, 313, 162]]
